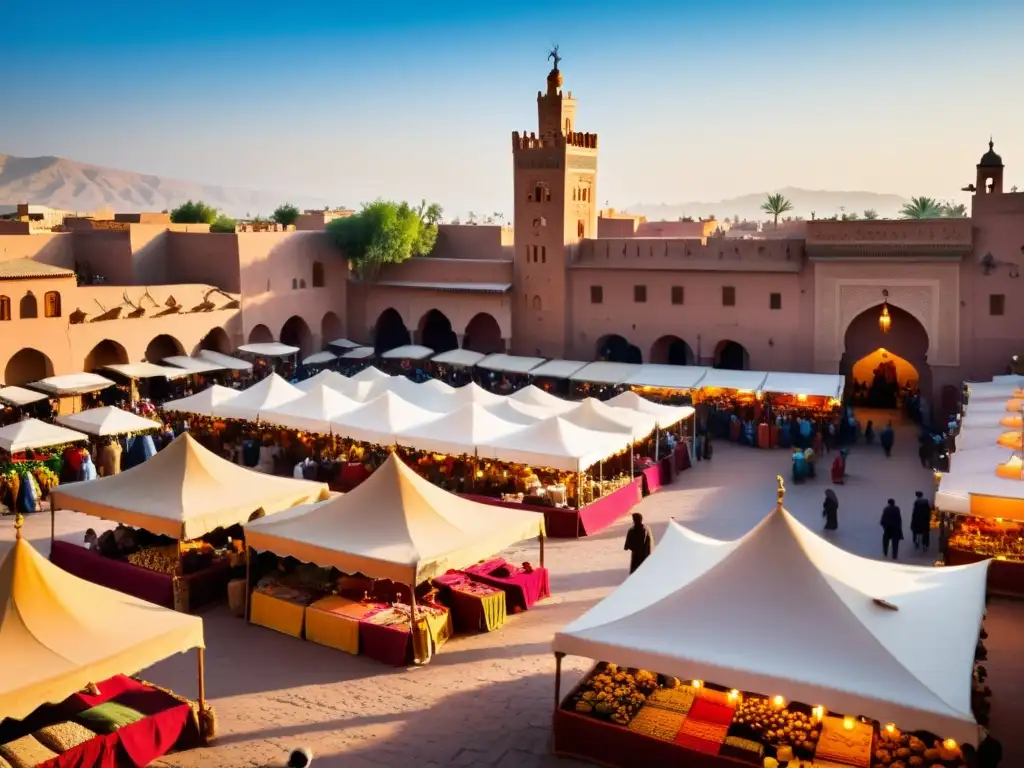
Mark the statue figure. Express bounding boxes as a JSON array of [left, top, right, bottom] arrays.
[[548, 45, 561, 71]]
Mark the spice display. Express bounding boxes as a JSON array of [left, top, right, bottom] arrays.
[[126, 546, 178, 575], [570, 664, 658, 725], [948, 517, 1024, 562]]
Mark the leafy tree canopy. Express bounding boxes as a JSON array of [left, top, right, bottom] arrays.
[[900, 196, 943, 219], [210, 215, 237, 233], [272, 203, 300, 227], [327, 199, 441, 278], [170, 200, 218, 224], [760, 193, 794, 227]]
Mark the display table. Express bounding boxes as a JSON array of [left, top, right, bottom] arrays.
[[641, 464, 662, 494], [357, 604, 452, 666], [432, 572, 507, 633], [659, 455, 673, 486], [946, 547, 1024, 597], [674, 443, 691, 472], [305, 596, 375, 654], [464, 558, 550, 612], [250, 589, 307, 638], [49, 540, 230, 612]]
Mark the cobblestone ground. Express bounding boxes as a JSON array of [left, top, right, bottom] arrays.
[[4, 410, 1022, 768]]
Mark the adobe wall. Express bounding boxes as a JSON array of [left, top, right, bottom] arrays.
[[71, 231, 135, 285], [432, 225, 513, 260], [376, 256, 513, 285], [357, 284, 513, 345], [167, 231, 242, 292], [596, 217, 637, 238], [0, 232, 75, 268], [574, 237, 805, 272]]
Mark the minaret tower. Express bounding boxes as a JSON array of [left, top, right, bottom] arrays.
[[976, 138, 1004, 195], [510, 47, 598, 358]]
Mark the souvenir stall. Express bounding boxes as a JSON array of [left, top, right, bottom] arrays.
[[605, 391, 696, 476], [528, 360, 588, 398], [29, 373, 118, 415], [48, 433, 330, 611], [623, 364, 709, 406], [243, 454, 547, 666], [569, 362, 642, 402], [475, 354, 546, 394], [338, 346, 375, 375], [0, 419, 88, 516], [430, 349, 486, 386], [161, 384, 242, 419], [0, 515, 213, 765], [55, 406, 164, 479], [550, 483, 990, 768], [101, 363, 191, 406], [378, 344, 434, 378], [0, 385, 51, 426], [237, 342, 300, 380]]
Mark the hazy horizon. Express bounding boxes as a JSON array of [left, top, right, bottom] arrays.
[[3, 0, 1021, 218]]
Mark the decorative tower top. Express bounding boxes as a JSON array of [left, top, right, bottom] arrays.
[[978, 137, 1003, 168], [546, 45, 563, 94]]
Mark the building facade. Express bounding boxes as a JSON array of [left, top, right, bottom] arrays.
[[0, 62, 1021, 411]]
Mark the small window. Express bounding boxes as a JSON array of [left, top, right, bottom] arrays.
[[634, 285, 647, 303], [291, 278, 298, 289], [532, 295, 542, 311], [312, 261, 325, 287], [590, 286, 603, 304], [299, 278, 307, 289], [577, 220, 585, 238], [0, 296, 9, 321], [722, 286, 736, 306], [769, 292, 782, 310], [671, 286, 684, 305], [44, 291, 61, 318], [532, 217, 546, 227], [19, 291, 38, 319], [990, 294, 1005, 316], [541, 246, 546, 264]]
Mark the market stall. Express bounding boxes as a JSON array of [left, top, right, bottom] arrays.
[[160, 384, 242, 418], [605, 391, 696, 475], [430, 349, 486, 387], [528, 360, 589, 397], [476, 354, 546, 394], [569, 362, 642, 401], [261, 385, 361, 434], [29, 373, 117, 415], [329, 390, 441, 445], [624, 364, 708, 406], [237, 342, 300, 358], [215, 373, 305, 421], [396, 403, 524, 456], [0, 419, 88, 516], [56, 406, 161, 437], [338, 346, 375, 374], [48, 433, 330, 611], [0, 515, 212, 762], [243, 453, 547, 665], [197, 350, 254, 372], [550, 482, 990, 768], [301, 351, 338, 368]]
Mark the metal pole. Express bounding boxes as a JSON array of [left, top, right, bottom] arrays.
[[539, 533, 545, 568], [554, 652, 565, 711]]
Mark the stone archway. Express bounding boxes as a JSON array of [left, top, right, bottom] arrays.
[[596, 334, 642, 364], [196, 326, 232, 355], [4, 348, 54, 386], [280, 315, 314, 357], [84, 339, 129, 371], [145, 334, 184, 363], [464, 313, 504, 355], [418, 309, 458, 354], [714, 340, 750, 370], [321, 312, 344, 347], [248, 324, 274, 344], [650, 335, 695, 366], [373, 308, 411, 354], [840, 303, 931, 409]]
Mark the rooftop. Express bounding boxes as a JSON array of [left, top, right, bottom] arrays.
[[0, 259, 76, 280]]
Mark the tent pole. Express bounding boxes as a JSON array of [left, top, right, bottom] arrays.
[[409, 586, 422, 665], [244, 547, 252, 621], [553, 652, 565, 711], [49, 496, 55, 543], [538, 533, 545, 568], [654, 427, 660, 462], [197, 647, 206, 710]]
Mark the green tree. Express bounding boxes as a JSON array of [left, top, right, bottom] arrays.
[[327, 199, 440, 278], [899, 196, 943, 219], [760, 193, 794, 228], [942, 202, 968, 218], [210, 215, 237, 233], [416, 199, 443, 225], [170, 200, 218, 224], [272, 203, 300, 227], [862, 209, 879, 220]]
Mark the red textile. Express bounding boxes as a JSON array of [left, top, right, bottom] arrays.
[[464, 558, 550, 611], [358, 606, 411, 666], [831, 455, 845, 484], [431, 572, 503, 632], [674, 443, 691, 472], [658, 455, 673, 485], [338, 463, 370, 491], [687, 699, 735, 727], [673, 734, 722, 755]]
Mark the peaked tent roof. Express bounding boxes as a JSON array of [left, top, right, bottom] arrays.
[[237, 342, 299, 357], [216, 373, 305, 421], [554, 505, 987, 744], [197, 350, 253, 371], [294, 369, 351, 394], [477, 416, 631, 472], [0, 386, 47, 407], [50, 433, 330, 539], [0, 418, 88, 453], [604, 390, 695, 427], [0, 534, 204, 721], [562, 398, 657, 441], [56, 406, 162, 436], [261, 385, 361, 433], [302, 351, 338, 365], [420, 378, 457, 396], [330, 390, 440, 445], [447, 382, 506, 408], [397, 403, 525, 455], [509, 385, 579, 414], [30, 373, 114, 396], [361, 376, 451, 411], [244, 453, 544, 584], [482, 398, 553, 425], [160, 384, 241, 417], [950, 445, 1019, 474], [162, 355, 230, 374], [350, 366, 390, 383]]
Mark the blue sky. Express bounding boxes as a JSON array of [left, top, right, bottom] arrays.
[[3, 0, 1022, 218]]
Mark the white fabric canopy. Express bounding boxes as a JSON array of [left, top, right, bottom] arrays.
[[482, 398, 553, 425], [961, 410, 1020, 428], [963, 400, 1017, 416], [447, 382, 506, 408], [31, 373, 114, 395], [509, 385, 578, 414], [0, 419, 88, 453], [350, 366, 390, 382], [698, 369, 768, 391], [936, 471, 1024, 518], [570, 362, 642, 385], [330, 390, 440, 445], [244, 453, 544, 585], [57, 407, 161, 436], [327, 338, 362, 349], [762, 372, 845, 399], [562, 398, 656, 441], [360, 376, 452, 411], [380, 344, 434, 360], [478, 354, 546, 374], [0, 386, 47, 406], [197, 350, 253, 371], [605, 390, 695, 427], [420, 378, 456, 396], [530, 360, 588, 379], [431, 349, 486, 367], [397, 403, 524, 455], [625, 364, 709, 390], [160, 384, 240, 417], [302, 351, 338, 365], [341, 347, 375, 359], [965, 379, 1024, 399], [956, 426, 1012, 452], [294, 370, 350, 394], [162, 355, 229, 374], [217, 374, 305, 421], [104, 363, 190, 380], [950, 446, 1019, 475], [477, 416, 630, 472], [238, 342, 299, 357], [261, 385, 361, 434], [554, 508, 987, 745]]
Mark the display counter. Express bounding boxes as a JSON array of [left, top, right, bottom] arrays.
[[358, 603, 452, 666], [640, 457, 673, 494], [49, 540, 230, 612], [946, 547, 1024, 597], [464, 558, 549, 612], [432, 572, 508, 632], [250, 589, 308, 638], [674, 444, 691, 473], [944, 516, 1024, 597], [305, 596, 375, 654]]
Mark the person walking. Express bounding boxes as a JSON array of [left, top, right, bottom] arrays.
[[623, 512, 654, 574], [879, 421, 895, 458], [880, 498, 904, 560], [822, 489, 839, 531], [910, 491, 932, 551]]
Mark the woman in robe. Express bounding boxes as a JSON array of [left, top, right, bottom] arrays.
[[822, 489, 839, 530], [831, 448, 847, 484]]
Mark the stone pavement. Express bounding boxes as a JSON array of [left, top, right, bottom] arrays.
[[3, 411, 1022, 767]]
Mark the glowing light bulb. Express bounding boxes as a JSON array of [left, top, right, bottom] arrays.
[[943, 738, 958, 751], [843, 717, 855, 730], [728, 689, 740, 703], [692, 680, 703, 689], [885, 723, 895, 735], [772, 695, 785, 709], [812, 705, 824, 722]]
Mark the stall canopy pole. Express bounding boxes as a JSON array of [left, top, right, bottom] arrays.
[[197, 647, 206, 710], [409, 587, 422, 664], [49, 496, 55, 543], [553, 652, 565, 711], [654, 427, 660, 462], [244, 547, 252, 621], [538, 533, 545, 568]]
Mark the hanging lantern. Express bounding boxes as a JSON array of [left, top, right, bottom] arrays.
[[879, 289, 891, 334]]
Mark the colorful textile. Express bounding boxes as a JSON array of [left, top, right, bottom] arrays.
[[75, 702, 146, 734], [249, 590, 306, 638], [687, 698, 735, 727], [626, 706, 685, 742], [673, 733, 722, 755], [305, 596, 375, 654], [719, 736, 765, 764], [645, 686, 695, 715], [464, 558, 550, 611], [815, 716, 872, 768], [358, 607, 413, 666]]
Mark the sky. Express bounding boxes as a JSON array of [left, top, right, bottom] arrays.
[[3, 0, 1023, 219]]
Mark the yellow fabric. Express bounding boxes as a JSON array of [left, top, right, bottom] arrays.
[[249, 591, 306, 638], [305, 596, 373, 654], [245, 453, 545, 584], [0, 539, 203, 723], [50, 433, 330, 539]]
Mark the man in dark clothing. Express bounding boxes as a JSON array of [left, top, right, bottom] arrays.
[[880, 499, 903, 560], [624, 513, 654, 574], [910, 491, 932, 551]]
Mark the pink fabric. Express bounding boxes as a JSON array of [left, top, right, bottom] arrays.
[[642, 464, 662, 493], [659, 455, 674, 485], [358, 606, 411, 666], [464, 558, 550, 611], [675, 443, 691, 472], [50, 541, 174, 607]]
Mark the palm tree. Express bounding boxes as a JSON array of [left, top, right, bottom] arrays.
[[863, 209, 879, 220], [760, 193, 794, 228], [899, 197, 943, 219], [942, 202, 968, 218]]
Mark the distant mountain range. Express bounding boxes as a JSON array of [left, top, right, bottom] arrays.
[[0, 153, 328, 217], [626, 187, 911, 222]]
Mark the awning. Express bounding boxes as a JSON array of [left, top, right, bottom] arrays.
[[476, 416, 631, 473], [237, 342, 299, 357], [56, 406, 162, 436], [626, 364, 709, 390], [570, 362, 642, 385], [302, 351, 338, 365], [477, 354, 546, 375], [762, 372, 845, 399], [380, 345, 434, 360], [529, 360, 589, 379], [30, 373, 115, 396], [341, 347, 375, 360], [160, 384, 241, 417], [327, 338, 362, 349], [0, 386, 48, 407], [103, 363, 191, 380], [162, 355, 230, 374], [197, 350, 253, 371], [0, 418, 89, 452], [431, 349, 486, 367]]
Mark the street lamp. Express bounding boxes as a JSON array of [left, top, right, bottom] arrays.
[[879, 289, 891, 334]]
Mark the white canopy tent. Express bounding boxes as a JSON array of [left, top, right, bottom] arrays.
[[509, 385, 579, 414], [605, 390, 695, 428], [237, 342, 299, 357], [162, 355, 230, 374], [553, 505, 987, 745], [961, 410, 1021, 429], [197, 350, 253, 371], [302, 351, 338, 366], [762, 372, 845, 399], [359, 375, 452, 412], [294, 369, 351, 393], [477, 354, 546, 375], [330, 390, 440, 445], [396, 403, 525, 455], [956, 426, 1018, 452], [245, 453, 545, 585], [380, 344, 434, 360], [561, 398, 656, 441], [0, 419, 88, 453], [530, 360, 589, 379], [964, 379, 1024, 400], [445, 382, 506, 408], [261, 385, 361, 434], [0, 386, 47, 407], [420, 378, 456, 396], [56, 406, 161, 436], [477, 416, 630, 473], [962, 400, 1019, 417], [30, 373, 115, 396], [350, 366, 390, 383], [431, 349, 486, 367], [936, 471, 1024, 518], [950, 445, 1019, 475], [341, 346, 375, 360], [697, 369, 768, 391], [625, 364, 709, 390], [327, 338, 362, 349], [160, 384, 240, 418], [482, 398, 553, 425], [570, 362, 641, 385], [216, 374, 305, 421], [104, 363, 190, 380]]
